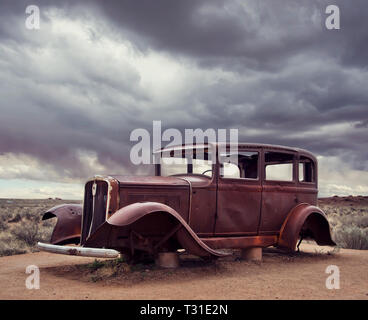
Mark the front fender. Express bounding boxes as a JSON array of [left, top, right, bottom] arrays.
[[42, 204, 82, 245], [85, 202, 228, 258], [277, 203, 336, 251]]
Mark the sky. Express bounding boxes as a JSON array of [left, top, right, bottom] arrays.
[[0, 0, 367, 199]]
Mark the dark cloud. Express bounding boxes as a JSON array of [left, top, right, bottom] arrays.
[[0, 0, 367, 196], [84, 0, 368, 70]]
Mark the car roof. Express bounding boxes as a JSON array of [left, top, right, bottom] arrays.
[[155, 143, 317, 161]]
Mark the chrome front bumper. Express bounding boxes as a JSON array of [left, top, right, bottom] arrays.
[[37, 242, 119, 258]]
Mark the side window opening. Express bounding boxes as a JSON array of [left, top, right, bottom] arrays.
[[221, 151, 259, 179], [241, 153, 259, 179], [265, 152, 294, 182], [299, 156, 315, 182]]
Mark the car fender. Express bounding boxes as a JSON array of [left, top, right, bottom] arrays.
[[85, 202, 229, 258], [277, 203, 336, 251], [42, 204, 82, 245]]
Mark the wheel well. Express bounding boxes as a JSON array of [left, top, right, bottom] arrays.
[[299, 212, 335, 245]]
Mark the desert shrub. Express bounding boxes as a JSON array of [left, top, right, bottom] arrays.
[[337, 215, 354, 227], [39, 218, 57, 242], [0, 219, 8, 231], [336, 214, 368, 229], [333, 226, 368, 250], [0, 218, 54, 256], [42, 218, 56, 228], [87, 259, 106, 271], [0, 233, 27, 256], [23, 211, 36, 221], [0, 208, 13, 221], [354, 215, 368, 229], [327, 216, 339, 228], [0, 242, 28, 256], [11, 221, 43, 246], [0, 199, 82, 256], [8, 213, 22, 223]]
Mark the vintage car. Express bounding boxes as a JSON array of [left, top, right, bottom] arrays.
[[38, 143, 335, 265]]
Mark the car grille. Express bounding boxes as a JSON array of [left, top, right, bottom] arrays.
[[81, 180, 108, 245]]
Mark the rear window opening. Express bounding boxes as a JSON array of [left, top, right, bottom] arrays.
[[299, 156, 315, 182], [265, 152, 294, 182]]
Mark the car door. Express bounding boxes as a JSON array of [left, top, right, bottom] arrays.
[[259, 150, 298, 234], [214, 149, 262, 235]]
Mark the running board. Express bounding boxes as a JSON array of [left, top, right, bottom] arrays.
[[37, 242, 119, 258]]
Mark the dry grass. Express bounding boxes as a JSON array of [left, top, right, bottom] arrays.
[[318, 196, 368, 250], [0, 199, 81, 256]]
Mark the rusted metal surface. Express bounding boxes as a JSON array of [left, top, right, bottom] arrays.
[[84, 202, 229, 258], [277, 203, 335, 251], [45, 143, 335, 262], [202, 235, 277, 249], [80, 176, 119, 244], [42, 204, 82, 245]]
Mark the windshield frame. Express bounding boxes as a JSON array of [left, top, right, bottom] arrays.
[[154, 144, 217, 180]]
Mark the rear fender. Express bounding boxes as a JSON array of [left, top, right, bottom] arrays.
[[277, 203, 336, 251], [85, 202, 228, 258], [42, 204, 82, 245]]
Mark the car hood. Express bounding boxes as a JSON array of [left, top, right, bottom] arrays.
[[110, 175, 190, 188]]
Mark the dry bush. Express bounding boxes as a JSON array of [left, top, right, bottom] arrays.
[[11, 221, 40, 246], [0, 219, 9, 232], [0, 208, 13, 222], [0, 199, 80, 256], [353, 215, 368, 229], [333, 226, 368, 250], [0, 233, 28, 256], [8, 213, 22, 223], [320, 200, 368, 250], [0, 243, 27, 256], [11, 219, 53, 247]]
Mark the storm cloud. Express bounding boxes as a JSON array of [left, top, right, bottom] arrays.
[[0, 0, 367, 198]]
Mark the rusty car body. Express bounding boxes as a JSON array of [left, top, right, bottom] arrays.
[[39, 143, 335, 261]]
